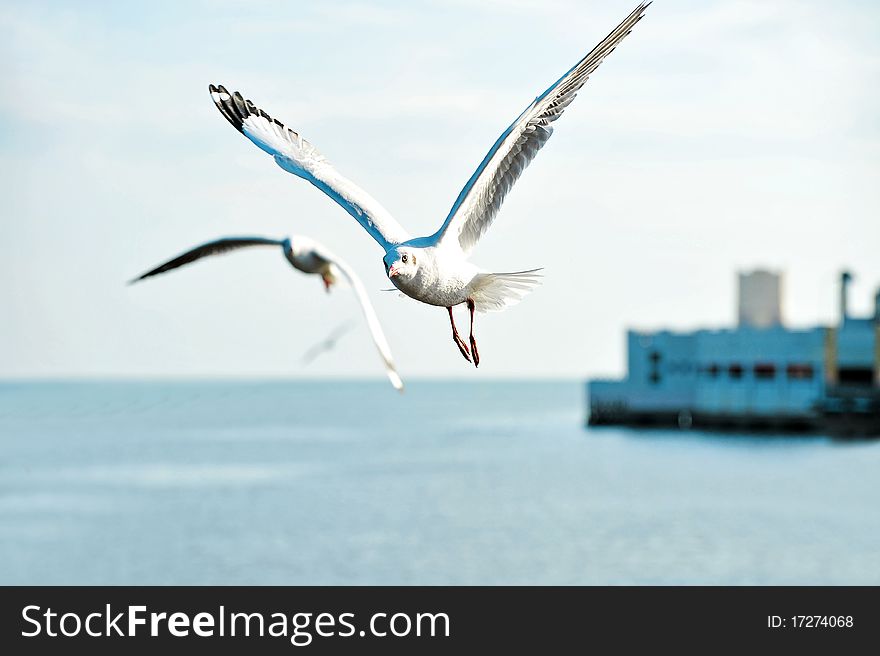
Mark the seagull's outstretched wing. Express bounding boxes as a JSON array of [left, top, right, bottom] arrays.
[[128, 237, 284, 283], [209, 85, 411, 252], [431, 2, 649, 256], [312, 246, 404, 392]]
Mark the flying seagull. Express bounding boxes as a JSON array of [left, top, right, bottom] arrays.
[[129, 235, 404, 391], [301, 321, 355, 365], [208, 2, 648, 367]]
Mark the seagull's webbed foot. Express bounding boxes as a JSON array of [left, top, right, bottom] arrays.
[[469, 335, 480, 368], [454, 334, 473, 363], [447, 306, 472, 364], [467, 298, 480, 368]]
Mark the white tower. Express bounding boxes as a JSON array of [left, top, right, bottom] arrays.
[[737, 270, 782, 328]]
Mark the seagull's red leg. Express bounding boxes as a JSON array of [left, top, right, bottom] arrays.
[[467, 298, 480, 368], [447, 306, 472, 363]]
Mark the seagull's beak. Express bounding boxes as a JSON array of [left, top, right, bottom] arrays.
[[388, 266, 399, 278]]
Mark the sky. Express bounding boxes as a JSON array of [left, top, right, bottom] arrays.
[[1, 0, 879, 381]]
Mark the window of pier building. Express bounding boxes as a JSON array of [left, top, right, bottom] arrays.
[[753, 363, 776, 380], [786, 364, 814, 380]]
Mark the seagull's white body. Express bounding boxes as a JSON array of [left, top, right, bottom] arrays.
[[129, 234, 404, 391], [283, 236, 337, 278], [390, 247, 480, 308], [208, 2, 648, 364]]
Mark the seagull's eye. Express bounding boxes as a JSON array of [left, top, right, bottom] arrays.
[[402, 254, 408, 264]]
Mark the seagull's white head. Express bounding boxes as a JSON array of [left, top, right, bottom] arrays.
[[321, 264, 339, 292], [383, 247, 419, 282]]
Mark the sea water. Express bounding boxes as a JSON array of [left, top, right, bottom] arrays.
[[0, 380, 877, 585]]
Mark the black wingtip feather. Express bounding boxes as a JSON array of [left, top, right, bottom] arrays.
[[208, 84, 301, 143], [208, 83, 245, 133], [231, 92, 250, 122], [127, 270, 158, 285]]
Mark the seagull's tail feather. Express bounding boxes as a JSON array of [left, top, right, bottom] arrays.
[[470, 268, 543, 313]]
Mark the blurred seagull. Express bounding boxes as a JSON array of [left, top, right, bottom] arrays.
[[301, 321, 355, 365], [129, 235, 404, 391], [208, 2, 648, 367]]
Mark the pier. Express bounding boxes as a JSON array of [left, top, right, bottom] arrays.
[[588, 271, 880, 437]]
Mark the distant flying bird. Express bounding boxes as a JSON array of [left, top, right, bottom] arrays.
[[208, 2, 648, 367], [129, 235, 404, 391], [301, 321, 355, 365]]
